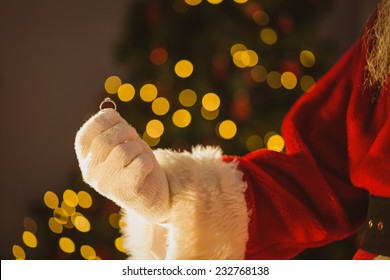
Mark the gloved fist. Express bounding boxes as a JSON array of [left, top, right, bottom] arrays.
[[75, 109, 170, 222]]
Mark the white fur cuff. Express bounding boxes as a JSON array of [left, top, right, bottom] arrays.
[[121, 146, 249, 259]]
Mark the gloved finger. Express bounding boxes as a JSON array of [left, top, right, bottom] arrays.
[[75, 109, 124, 158], [88, 122, 139, 165], [104, 139, 145, 170]]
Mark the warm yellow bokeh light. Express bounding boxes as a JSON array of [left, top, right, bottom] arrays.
[[142, 131, 160, 147], [12, 245, 26, 260], [233, 50, 259, 68], [201, 107, 219, 120], [233, 51, 247, 68], [218, 120, 237, 139], [140, 83, 158, 102], [300, 50, 315, 68], [109, 213, 121, 229], [267, 71, 282, 89], [267, 134, 285, 152], [281, 71, 298, 90], [53, 207, 68, 224], [251, 65, 268, 83], [115, 237, 127, 253], [246, 135, 263, 152], [179, 89, 197, 107], [48, 217, 63, 234], [74, 215, 91, 232], [63, 189, 78, 208], [80, 245, 96, 260], [246, 50, 259, 67], [202, 92, 220, 111], [61, 201, 76, 216], [152, 97, 170, 116], [172, 109, 192, 128], [185, 0, 202, 6], [300, 75, 316, 92], [230, 43, 247, 56], [146, 119, 164, 138], [118, 83, 135, 102], [174, 59, 194, 78], [207, 0, 223, 4], [44, 191, 59, 209], [234, 0, 248, 3], [118, 218, 126, 229], [77, 191, 92, 209], [260, 28, 277, 45], [59, 237, 75, 254], [104, 76, 122, 94], [22, 231, 38, 248], [253, 10, 269, 26]]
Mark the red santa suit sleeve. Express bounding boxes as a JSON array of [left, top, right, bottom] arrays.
[[118, 19, 389, 260], [226, 38, 370, 259]]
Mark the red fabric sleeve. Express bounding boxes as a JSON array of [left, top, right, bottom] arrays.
[[226, 39, 369, 259]]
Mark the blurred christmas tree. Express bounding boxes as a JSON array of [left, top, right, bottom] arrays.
[[13, 0, 362, 260], [112, 0, 333, 155]]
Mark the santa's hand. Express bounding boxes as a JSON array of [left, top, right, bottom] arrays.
[[74, 109, 170, 222]]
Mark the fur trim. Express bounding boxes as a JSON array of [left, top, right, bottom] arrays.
[[374, 255, 390, 260], [121, 146, 249, 259]]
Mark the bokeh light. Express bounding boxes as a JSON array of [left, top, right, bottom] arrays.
[[152, 97, 170, 116], [59, 237, 75, 254], [150, 48, 168, 65], [77, 191, 92, 209], [74, 215, 91, 233], [300, 75, 316, 92], [63, 189, 78, 208], [201, 107, 219, 120], [115, 237, 127, 253], [61, 201, 75, 216], [218, 120, 237, 139], [44, 191, 59, 209], [118, 83, 136, 102], [246, 135, 264, 151], [300, 50, 315, 68], [80, 245, 96, 260], [230, 43, 247, 56], [109, 213, 121, 229], [22, 231, 38, 248], [267, 134, 285, 152], [281, 71, 298, 90], [140, 83, 158, 102], [185, 0, 202, 6], [207, 0, 223, 4], [49, 217, 63, 234], [12, 245, 25, 260], [53, 207, 68, 225], [234, 0, 248, 3], [104, 76, 122, 94], [143, 131, 161, 147], [233, 50, 258, 68], [202, 92, 220, 111], [146, 119, 164, 138], [174, 59, 194, 78], [260, 28, 277, 45], [250, 65, 268, 83], [172, 109, 192, 128], [253, 10, 269, 26], [179, 89, 197, 107], [267, 71, 282, 89]]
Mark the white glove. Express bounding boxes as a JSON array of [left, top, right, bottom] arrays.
[[74, 109, 170, 222]]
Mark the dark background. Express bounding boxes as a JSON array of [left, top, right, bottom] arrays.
[[0, 0, 379, 259]]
